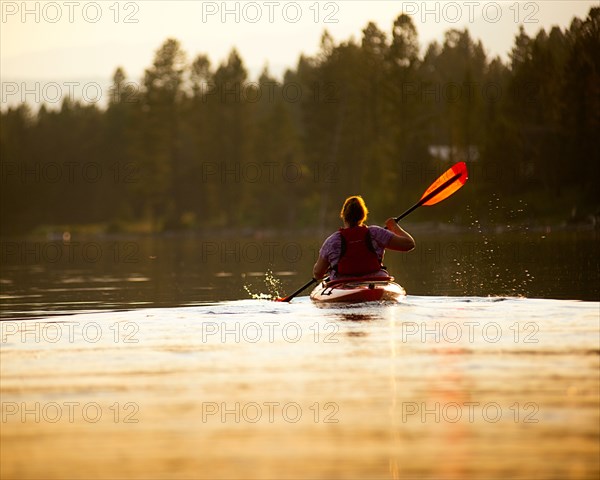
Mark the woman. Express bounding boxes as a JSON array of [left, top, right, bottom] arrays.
[[313, 195, 415, 281]]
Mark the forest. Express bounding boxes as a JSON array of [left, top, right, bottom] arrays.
[[1, 7, 598, 235]]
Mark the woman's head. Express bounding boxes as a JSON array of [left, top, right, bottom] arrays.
[[340, 195, 369, 227]]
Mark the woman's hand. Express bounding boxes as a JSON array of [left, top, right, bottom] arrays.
[[385, 218, 402, 234], [385, 218, 416, 252]]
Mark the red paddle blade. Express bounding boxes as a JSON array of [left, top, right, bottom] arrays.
[[421, 162, 468, 206]]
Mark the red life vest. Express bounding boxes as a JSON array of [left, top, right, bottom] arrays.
[[335, 226, 382, 276]]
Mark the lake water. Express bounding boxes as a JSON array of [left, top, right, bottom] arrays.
[[1, 230, 599, 479], [0, 229, 598, 319]]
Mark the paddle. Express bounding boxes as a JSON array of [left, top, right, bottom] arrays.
[[275, 278, 317, 303], [395, 161, 468, 221], [275, 162, 469, 302]]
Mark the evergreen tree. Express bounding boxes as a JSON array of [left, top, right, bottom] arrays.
[[1, 7, 598, 234], [133, 38, 187, 229]]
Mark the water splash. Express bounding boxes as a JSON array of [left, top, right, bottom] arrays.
[[243, 270, 283, 300], [454, 201, 535, 297]]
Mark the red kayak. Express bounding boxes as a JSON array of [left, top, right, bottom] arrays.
[[309, 275, 405, 304]]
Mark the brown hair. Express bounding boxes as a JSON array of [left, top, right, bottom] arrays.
[[340, 196, 369, 227]]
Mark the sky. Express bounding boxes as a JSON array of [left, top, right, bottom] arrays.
[[1, 1, 597, 106]]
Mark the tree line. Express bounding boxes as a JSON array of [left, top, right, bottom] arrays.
[[1, 7, 598, 235]]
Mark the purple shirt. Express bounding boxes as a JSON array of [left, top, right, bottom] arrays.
[[318, 225, 394, 278]]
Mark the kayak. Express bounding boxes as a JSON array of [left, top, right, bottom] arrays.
[[309, 275, 405, 304]]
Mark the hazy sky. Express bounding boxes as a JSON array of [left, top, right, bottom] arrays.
[[1, 1, 596, 86]]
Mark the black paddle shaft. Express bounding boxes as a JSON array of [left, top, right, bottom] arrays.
[[394, 172, 463, 222], [279, 278, 317, 302]]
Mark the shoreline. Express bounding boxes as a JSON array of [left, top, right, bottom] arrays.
[[1, 219, 598, 242]]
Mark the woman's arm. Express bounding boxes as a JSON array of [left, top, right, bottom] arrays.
[[384, 218, 416, 252], [313, 255, 330, 280]]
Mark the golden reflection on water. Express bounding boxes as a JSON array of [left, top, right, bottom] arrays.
[[1, 297, 599, 479], [389, 312, 400, 480], [387, 309, 471, 480]]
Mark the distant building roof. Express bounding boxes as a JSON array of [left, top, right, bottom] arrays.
[[428, 145, 479, 162]]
